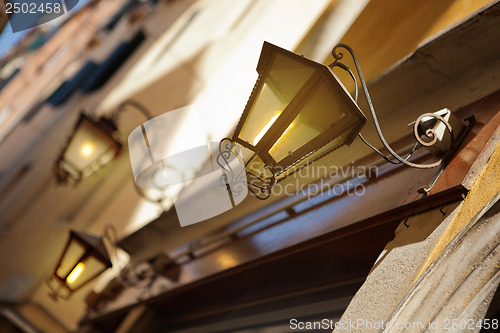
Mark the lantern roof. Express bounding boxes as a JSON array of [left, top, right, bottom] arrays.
[[255, 41, 359, 105], [70, 230, 112, 268]]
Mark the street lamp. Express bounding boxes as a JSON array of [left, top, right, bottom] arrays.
[[46, 230, 112, 300], [218, 42, 470, 199], [54, 114, 122, 184], [227, 42, 366, 198]]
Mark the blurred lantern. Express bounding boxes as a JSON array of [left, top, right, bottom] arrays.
[[55, 114, 121, 184], [47, 230, 112, 300]]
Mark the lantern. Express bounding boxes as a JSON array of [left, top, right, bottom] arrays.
[[232, 41, 367, 183], [55, 114, 122, 184], [47, 231, 112, 300]]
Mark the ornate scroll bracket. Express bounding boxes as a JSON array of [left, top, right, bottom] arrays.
[[329, 43, 473, 169], [217, 138, 274, 200]]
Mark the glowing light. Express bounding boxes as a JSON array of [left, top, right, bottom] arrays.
[[217, 252, 237, 269], [253, 112, 281, 145], [275, 122, 294, 144], [80, 143, 94, 158], [67, 262, 85, 284]]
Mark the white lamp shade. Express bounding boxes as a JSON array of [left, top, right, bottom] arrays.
[[128, 105, 249, 225], [171, 142, 248, 226], [128, 105, 208, 189]]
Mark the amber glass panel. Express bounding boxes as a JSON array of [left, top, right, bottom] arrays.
[[56, 241, 85, 279], [66, 255, 106, 290], [64, 118, 117, 173], [269, 76, 358, 162], [238, 52, 315, 146]]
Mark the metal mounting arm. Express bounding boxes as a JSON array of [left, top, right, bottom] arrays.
[[329, 43, 455, 169]]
